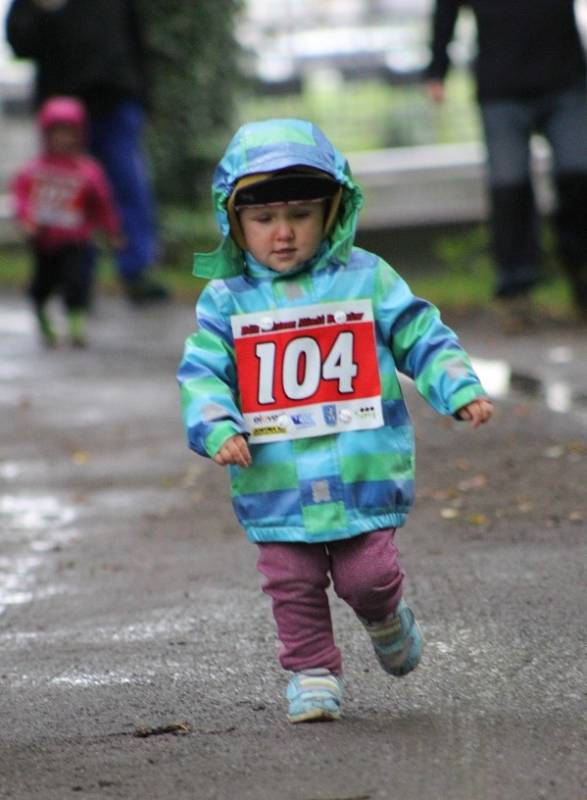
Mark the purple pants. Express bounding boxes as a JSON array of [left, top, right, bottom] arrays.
[[256, 528, 404, 674]]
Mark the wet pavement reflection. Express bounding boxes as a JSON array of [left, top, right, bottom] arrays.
[[474, 346, 587, 421]]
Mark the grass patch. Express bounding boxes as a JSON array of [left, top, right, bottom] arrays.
[[0, 247, 30, 284], [409, 267, 570, 314], [421, 223, 572, 314]]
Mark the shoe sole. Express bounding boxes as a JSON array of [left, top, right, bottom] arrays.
[[287, 707, 340, 724]]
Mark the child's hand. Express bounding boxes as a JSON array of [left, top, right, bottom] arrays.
[[213, 434, 252, 468], [457, 398, 494, 429]]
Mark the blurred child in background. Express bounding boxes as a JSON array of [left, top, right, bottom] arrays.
[[10, 96, 122, 347]]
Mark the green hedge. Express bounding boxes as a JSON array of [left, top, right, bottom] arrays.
[[140, 1, 245, 206]]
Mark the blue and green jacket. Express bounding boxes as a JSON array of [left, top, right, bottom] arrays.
[[178, 119, 487, 543]]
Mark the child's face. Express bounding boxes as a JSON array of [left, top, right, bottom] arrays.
[[45, 124, 82, 156], [238, 201, 325, 272]]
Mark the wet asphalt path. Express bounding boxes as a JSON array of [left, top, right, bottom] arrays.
[[0, 290, 585, 800]]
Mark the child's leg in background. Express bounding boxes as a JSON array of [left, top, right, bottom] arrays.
[[29, 246, 59, 346], [61, 243, 93, 345], [329, 528, 403, 621], [256, 542, 341, 674]]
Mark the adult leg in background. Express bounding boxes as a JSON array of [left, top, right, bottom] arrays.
[[480, 98, 541, 299], [540, 84, 587, 315], [89, 101, 167, 303]]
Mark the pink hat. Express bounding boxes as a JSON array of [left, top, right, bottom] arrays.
[[38, 96, 87, 135]]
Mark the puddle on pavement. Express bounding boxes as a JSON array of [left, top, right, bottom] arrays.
[[0, 308, 34, 335], [0, 555, 40, 608], [0, 493, 78, 615], [0, 494, 76, 534], [472, 348, 587, 422], [0, 462, 22, 480], [0, 362, 28, 381]]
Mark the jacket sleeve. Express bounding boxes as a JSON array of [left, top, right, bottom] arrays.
[[177, 284, 247, 459], [425, 0, 462, 81], [9, 166, 33, 226], [377, 260, 487, 416], [5, 0, 45, 58]]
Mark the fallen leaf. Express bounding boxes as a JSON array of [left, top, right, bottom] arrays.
[[543, 446, 564, 459], [431, 487, 459, 501], [457, 474, 488, 492], [133, 721, 192, 738], [304, 795, 371, 800], [441, 508, 460, 519], [71, 450, 90, 465], [181, 463, 205, 489], [467, 513, 489, 526]]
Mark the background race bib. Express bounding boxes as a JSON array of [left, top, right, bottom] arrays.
[[32, 170, 84, 229], [232, 300, 384, 443]]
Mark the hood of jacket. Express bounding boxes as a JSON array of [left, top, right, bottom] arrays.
[[193, 118, 364, 279]]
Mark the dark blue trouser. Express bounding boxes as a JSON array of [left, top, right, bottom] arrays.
[[480, 85, 587, 298], [89, 101, 159, 281]]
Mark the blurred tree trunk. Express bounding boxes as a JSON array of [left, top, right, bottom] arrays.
[[139, 1, 244, 205]]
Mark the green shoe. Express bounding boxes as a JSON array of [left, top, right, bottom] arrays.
[[68, 310, 87, 347], [36, 309, 58, 347]]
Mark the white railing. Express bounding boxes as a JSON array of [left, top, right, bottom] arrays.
[[350, 138, 554, 229]]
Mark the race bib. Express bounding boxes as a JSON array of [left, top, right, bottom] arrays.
[[32, 170, 84, 230], [232, 300, 384, 443]]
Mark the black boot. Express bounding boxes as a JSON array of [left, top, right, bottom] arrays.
[[123, 275, 170, 305], [554, 172, 587, 316], [563, 263, 587, 317], [489, 182, 542, 297]]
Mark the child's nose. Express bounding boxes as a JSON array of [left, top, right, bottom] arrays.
[[276, 221, 294, 239]]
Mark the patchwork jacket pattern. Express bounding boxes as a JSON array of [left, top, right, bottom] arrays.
[[178, 119, 487, 543]]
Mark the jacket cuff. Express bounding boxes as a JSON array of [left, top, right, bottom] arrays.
[[449, 385, 488, 417], [204, 421, 245, 458]]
